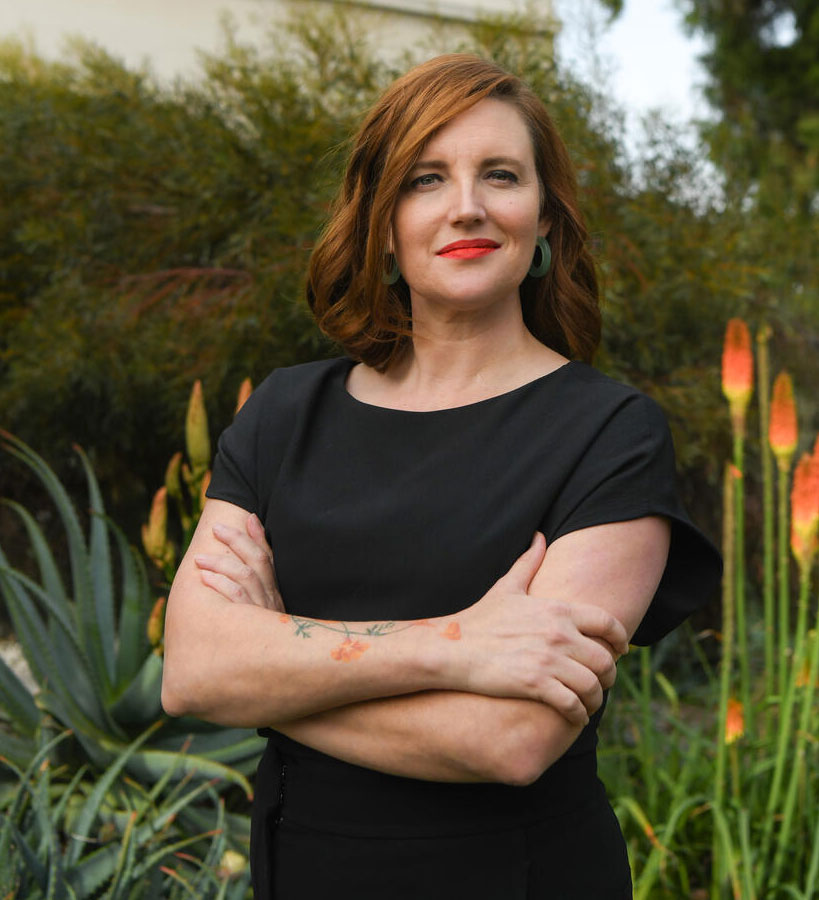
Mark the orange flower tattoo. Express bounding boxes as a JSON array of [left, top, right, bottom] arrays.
[[441, 621, 461, 640], [330, 638, 370, 662]]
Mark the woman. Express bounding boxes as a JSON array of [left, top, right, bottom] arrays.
[[162, 55, 721, 898]]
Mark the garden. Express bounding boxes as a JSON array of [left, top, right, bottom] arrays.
[[1, 4, 818, 897]]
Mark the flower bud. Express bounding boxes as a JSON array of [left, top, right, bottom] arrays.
[[769, 371, 797, 471], [141, 487, 168, 564], [185, 380, 210, 475], [721, 318, 753, 436], [147, 596, 166, 653]]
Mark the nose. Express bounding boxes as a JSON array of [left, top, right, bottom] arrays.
[[448, 178, 485, 225]]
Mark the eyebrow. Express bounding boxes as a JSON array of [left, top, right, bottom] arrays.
[[410, 155, 526, 171]]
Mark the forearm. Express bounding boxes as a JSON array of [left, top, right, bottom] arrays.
[[163, 575, 458, 726], [163, 501, 625, 729], [274, 690, 583, 786]]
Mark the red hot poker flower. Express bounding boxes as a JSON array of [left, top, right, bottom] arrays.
[[769, 371, 798, 470], [790, 451, 819, 571], [721, 318, 754, 435], [725, 697, 745, 744]]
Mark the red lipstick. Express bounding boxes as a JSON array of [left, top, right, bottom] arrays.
[[437, 239, 500, 259]]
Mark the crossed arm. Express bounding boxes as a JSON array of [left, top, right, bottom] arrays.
[[162, 499, 670, 785]]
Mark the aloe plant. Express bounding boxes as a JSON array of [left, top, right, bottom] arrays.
[[0, 431, 263, 784], [0, 726, 252, 899]]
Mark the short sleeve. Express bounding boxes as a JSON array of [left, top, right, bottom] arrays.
[[206, 399, 261, 514], [206, 371, 290, 516], [541, 393, 722, 645]]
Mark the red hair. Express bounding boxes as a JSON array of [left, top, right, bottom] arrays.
[[306, 54, 600, 370]]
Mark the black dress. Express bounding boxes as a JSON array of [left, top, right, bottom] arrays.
[[206, 357, 721, 899]]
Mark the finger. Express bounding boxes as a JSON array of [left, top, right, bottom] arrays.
[[246, 514, 273, 563], [566, 602, 629, 657], [212, 522, 277, 597], [246, 514, 281, 593], [563, 657, 606, 714], [573, 637, 618, 690], [502, 532, 547, 591], [199, 569, 254, 605], [196, 553, 271, 608], [538, 679, 590, 727]]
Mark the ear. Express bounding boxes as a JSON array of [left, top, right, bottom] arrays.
[[386, 225, 395, 255], [538, 217, 551, 238]]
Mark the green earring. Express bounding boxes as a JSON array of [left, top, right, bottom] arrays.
[[527, 236, 551, 278], [382, 253, 401, 285]]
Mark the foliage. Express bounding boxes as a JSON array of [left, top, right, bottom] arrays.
[[0, 431, 263, 784], [3, 4, 816, 553], [675, 1, 819, 396], [600, 320, 819, 898], [680, 0, 819, 211], [0, 728, 251, 899], [141, 378, 238, 585]]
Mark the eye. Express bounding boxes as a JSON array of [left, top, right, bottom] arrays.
[[408, 173, 442, 190], [486, 169, 518, 184]]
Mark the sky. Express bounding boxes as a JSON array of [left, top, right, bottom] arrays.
[[554, 0, 710, 135], [0, 0, 711, 136]]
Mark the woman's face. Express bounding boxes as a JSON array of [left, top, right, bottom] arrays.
[[391, 97, 546, 320]]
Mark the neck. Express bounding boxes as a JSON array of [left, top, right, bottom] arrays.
[[383, 302, 563, 406]]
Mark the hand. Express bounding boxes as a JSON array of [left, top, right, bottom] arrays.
[[194, 514, 284, 612], [456, 533, 628, 725]]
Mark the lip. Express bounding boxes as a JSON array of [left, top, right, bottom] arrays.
[[436, 238, 500, 259]]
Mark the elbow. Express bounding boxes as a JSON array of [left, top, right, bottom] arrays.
[[485, 720, 553, 787], [160, 662, 193, 719]]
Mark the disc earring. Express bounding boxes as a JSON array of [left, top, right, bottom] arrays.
[[382, 254, 401, 285], [527, 236, 551, 278]]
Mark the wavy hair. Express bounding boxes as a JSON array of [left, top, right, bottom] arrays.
[[306, 54, 600, 369]]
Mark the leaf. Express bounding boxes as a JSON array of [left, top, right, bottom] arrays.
[[0, 564, 118, 736], [109, 517, 152, 686], [75, 446, 116, 690], [66, 719, 164, 866], [109, 652, 163, 725], [0, 649, 39, 737]]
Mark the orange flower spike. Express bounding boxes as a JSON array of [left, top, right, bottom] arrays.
[[724, 697, 745, 744], [769, 371, 798, 470], [790, 452, 819, 570], [721, 318, 754, 435]]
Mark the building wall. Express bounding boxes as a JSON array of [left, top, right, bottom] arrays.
[[0, 0, 554, 83], [313, 0, 555, 63]]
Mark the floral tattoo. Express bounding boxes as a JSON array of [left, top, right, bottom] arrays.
[[278, 614, 460, 661]]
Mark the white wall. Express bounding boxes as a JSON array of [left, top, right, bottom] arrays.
[[0, 0, 554, 83]]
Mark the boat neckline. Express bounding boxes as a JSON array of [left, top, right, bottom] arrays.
[[339, 359, 577, 414]]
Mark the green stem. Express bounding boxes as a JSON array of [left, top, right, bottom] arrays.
[[733, 434, 752, 737], [756, 326, 775, 725], [777, 465, 791, 701], [639, 646, 657, 816], [771, 605, 819, 885], [713, 465, 736, 899], [757, 567, 811, 889]]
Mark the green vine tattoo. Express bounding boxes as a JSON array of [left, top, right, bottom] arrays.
[[277, 614, 460, 662]]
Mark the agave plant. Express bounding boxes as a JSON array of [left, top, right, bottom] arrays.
[[0, 726, 252, 899], [0, 430, 263, 784]]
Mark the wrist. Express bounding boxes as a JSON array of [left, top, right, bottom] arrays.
[[411, 613, 469, 692]]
